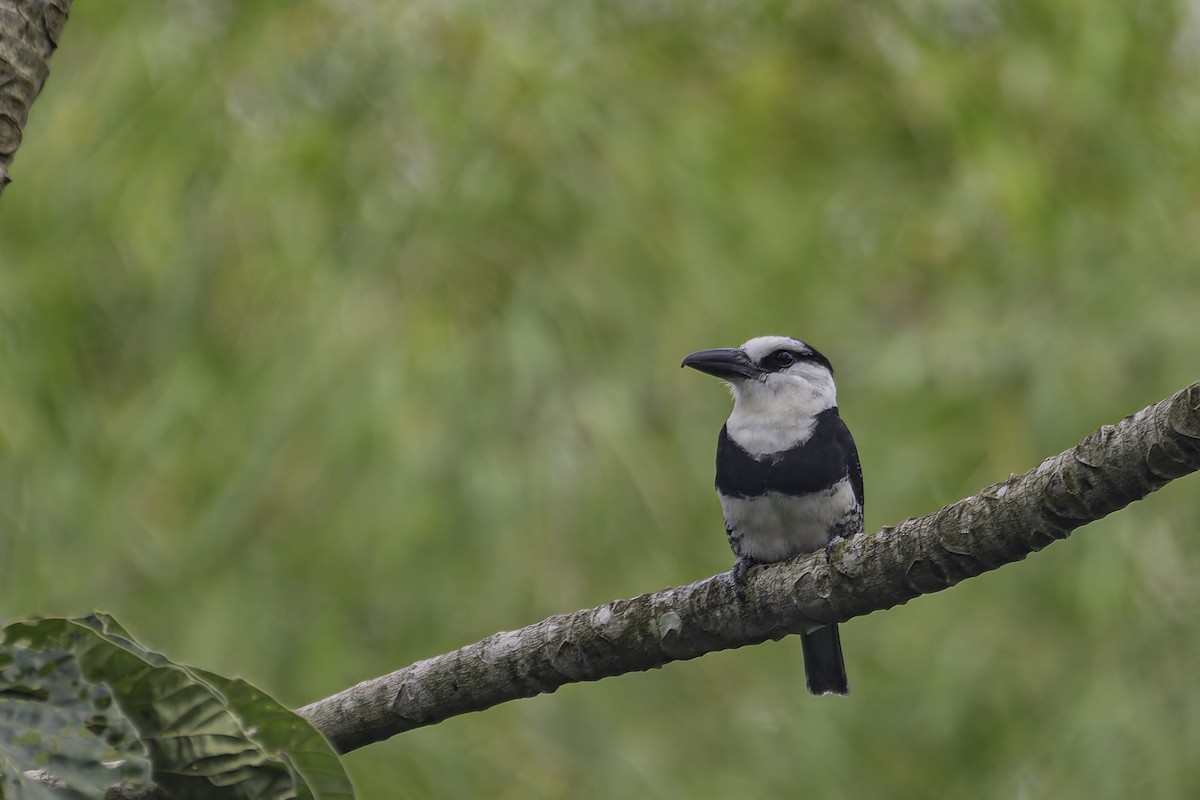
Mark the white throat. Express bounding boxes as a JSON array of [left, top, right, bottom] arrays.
[[725, 365, 837, 457]]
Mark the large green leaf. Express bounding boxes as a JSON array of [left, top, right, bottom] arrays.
[[0, 642, 151, 799], [0, 616, 354, 800]]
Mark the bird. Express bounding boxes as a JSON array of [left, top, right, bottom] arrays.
[[682, 335, 863, 696]]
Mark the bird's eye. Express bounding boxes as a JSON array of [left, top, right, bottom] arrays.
[[772, 351, 796, 368]]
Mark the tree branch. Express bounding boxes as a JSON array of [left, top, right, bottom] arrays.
[[298, 380, 1200, 754], [0, 0, 72, 194]]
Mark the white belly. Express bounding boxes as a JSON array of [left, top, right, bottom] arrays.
[[719, 476, 857, 562]]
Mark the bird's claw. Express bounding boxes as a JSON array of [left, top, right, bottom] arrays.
[[731, 556, 755, 602]]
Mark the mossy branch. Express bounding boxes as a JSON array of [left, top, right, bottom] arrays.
[[298, 380, 1200, 754], [0, 0, 72, 194]]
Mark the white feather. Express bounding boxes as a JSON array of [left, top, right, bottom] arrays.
[[720, 477, 857, 560], [725, 337, 837, 456]]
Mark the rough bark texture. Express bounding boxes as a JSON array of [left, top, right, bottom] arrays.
[[299, 380, 1200, 754], [0, 0, 71, 194]]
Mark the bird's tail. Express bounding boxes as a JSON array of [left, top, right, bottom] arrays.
[[801, 624, 849, 696]]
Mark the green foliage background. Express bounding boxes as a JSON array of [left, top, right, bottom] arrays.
[[3, 1, 1199, 797]]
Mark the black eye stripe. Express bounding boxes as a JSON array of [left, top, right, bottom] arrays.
[[761, 347, 833, 375]]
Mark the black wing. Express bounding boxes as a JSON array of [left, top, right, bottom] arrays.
[[836, 413, 864, 511]]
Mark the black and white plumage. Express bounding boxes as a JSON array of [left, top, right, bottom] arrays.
[[682, 335, 863, 696]]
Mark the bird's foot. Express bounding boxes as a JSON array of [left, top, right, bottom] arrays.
[[731, 556, 756, 602]]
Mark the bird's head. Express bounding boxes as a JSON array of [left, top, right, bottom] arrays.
[[682, 335, 837, 422]]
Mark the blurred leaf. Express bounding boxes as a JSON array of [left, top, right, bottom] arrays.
[[0, 615, 355, 799], [0, 642, 151, 800]]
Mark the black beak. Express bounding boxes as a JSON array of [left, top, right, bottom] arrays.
[[680, 348, 762, 381]]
